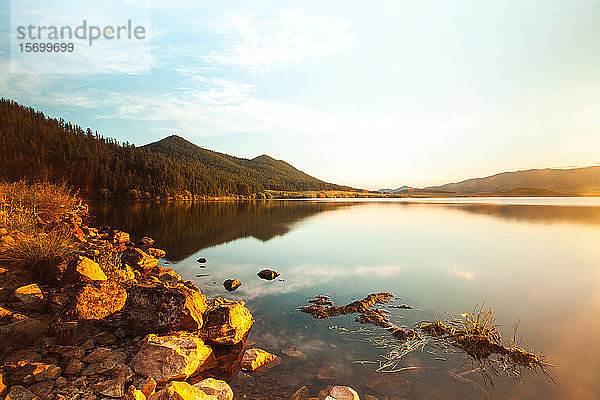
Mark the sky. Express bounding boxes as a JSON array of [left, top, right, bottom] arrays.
[[1, 0, 599, 189]]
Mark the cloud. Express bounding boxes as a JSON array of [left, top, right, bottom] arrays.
[[449, 265, 475, 281], [203, 10, 353, 72]]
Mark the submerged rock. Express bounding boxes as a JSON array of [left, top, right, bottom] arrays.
[[257, 269, 280, 281], [197, 257, 207, 264], [124, 281, 207, 335], [202, 299, 253, 345], [192, 378, 233, 400], [326, 386, 360, 400], [149, 381, 218, 400], [222, 279, 241, 292], [240, 348, 280, 372], [130, 333, 215, 383], [137, 237, 156, 246]]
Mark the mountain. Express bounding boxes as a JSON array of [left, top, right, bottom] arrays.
[[141, 135, 347, 192], [378, 186, 414, 194], [0, 98, 349, 198], [426, 166, 600, 195]]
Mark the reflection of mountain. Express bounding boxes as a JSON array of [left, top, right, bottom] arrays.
[[440, 203, 600, 226], [90, 201, 350, 261]]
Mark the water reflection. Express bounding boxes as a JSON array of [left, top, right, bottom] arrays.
[[90, 200, 353, 261], [91, 199, 600, 399]]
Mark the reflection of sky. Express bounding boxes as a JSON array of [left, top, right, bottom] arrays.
[[165, 200, 600, 399]]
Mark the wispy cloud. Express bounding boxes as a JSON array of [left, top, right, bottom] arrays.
[[203, 10, 353, 72]]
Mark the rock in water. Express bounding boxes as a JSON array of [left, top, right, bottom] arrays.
[[240, 348, 280, 372], [222, 279, 241, 292], [149, 381, 218, 400], [327, 386, 360, 400], [192, 378, 233, 400], [290, 386, 309, 400], [130, 333, 215, 383], [197, 257, 207, 264], [71, 281, 127, 320], [124, 281, 207, 335], [202, 299, 254, 345], [122, 248, 159, 273], [137, 237, 155, 246], [257, 269, 280, 280]]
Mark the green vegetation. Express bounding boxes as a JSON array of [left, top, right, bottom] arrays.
[[0, 98, 351, 199]]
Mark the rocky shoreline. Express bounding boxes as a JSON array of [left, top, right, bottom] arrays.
[[0, 187, 367, 400]]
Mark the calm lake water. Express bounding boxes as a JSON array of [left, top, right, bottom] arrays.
[[91, 198, 600, 400]]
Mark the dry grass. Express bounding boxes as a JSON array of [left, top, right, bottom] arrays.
[[0, 181, 81, 279]]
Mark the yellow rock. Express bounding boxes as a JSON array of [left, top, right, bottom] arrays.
[[240, 348, 280, 372], [149, 381, 218, 400]]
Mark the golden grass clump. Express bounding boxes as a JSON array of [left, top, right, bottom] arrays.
[[0, 181, 81, 279]]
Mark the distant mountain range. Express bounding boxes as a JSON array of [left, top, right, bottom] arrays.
[[377, 186, 414, 194], [381, 166, 600, 196]]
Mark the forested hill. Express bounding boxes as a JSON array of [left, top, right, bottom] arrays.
[[142, 135, 346, 193], [0, 98, 349, 198]]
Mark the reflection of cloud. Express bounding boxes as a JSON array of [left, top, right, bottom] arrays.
[[184, 262, 404, 301], [449, 265, 475, 280]]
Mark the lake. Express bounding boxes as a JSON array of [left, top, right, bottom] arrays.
[[91, 198, 600, 400]]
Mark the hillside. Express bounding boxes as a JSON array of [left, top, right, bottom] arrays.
[[142, 135, 347, 192], [426, 166, 600, 195], [0, 98, 349, 198]]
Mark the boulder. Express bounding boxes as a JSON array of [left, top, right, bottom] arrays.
[[71, 281, 127, 320], [0, 317, 48, 348], [240, 348, 280, 372], [317, 366, 339, 381], [327, 386, 360, 400], [149, 381, 218, 400], [130, 333, 215, 383], [147, 248, 166, 259], [55, 321, 93, 345], [222, 279, 241, 292], [122, 248, 158, 273], [112, 231, 130, 244], [92, 371, 127, 398], [124, 281, 207, 335], [5, 385, 37, 400], [192, 378, 233, 400], [197, 258, 207, 264], [28, 381, 54, 398], [83, 347, 112, 363], [150, 266, 182, 285], [22, 363, 62, 383], [257, 269, 280, 281], [202, 300, 253, 345], [0, 306, 27, 324], [64, 358, 85, 375], [13, 284, 45, 310], [66, 256, 108, 282]]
